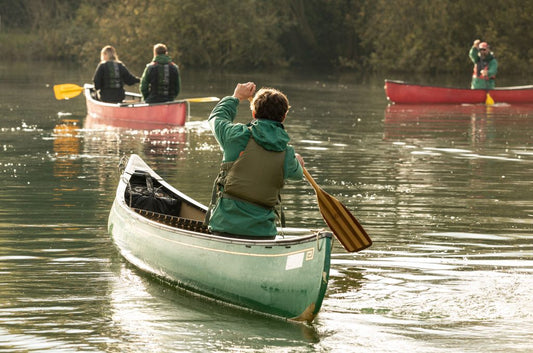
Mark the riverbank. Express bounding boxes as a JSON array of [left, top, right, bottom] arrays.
[[1, 31, 42, 60]]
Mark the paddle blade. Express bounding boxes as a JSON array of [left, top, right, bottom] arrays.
[[485, 93, 494, 105], [315, 189, 372, 252], [185, 97, 220, 103], [53, 84, 83, 100], [302, 167, 372, 252]]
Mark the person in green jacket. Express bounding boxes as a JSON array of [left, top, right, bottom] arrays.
[[206, 82, 305, 239], [469, 39, 498, 89], [140, 43, 181, 103]]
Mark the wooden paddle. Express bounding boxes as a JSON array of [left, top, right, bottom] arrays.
[[53, 83, 219, 103], [303, 167, 372, 252]]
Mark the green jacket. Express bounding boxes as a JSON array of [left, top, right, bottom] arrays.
[[469, 47, 498, 89], [140, 54, 181, 103], [207, 96, 303, 237]]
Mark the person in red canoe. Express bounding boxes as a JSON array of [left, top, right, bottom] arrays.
[[469, 39, 498, 89], [92, 45, 140, 103], [140, 43, 181, 103]]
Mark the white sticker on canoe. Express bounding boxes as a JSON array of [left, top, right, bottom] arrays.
[[285, 252, 305, 270]]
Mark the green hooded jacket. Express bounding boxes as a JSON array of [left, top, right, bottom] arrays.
[[207, 96, 303, 237], [469, 47, 498, 89], [140, 54, 181, 103]]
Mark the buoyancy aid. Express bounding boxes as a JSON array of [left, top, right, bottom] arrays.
[[473, 57, 496, 79], [214, 136, 286, 209], [104, 62, 122, 89], [149, 62, 176, 97]]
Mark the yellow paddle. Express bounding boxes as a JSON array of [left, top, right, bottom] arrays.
[[303, 167, 372, 252], [53, 83, 84, 100], [485, 92, 494, 105], [53, 83, 219, 103], [482, 76, 495, 105]]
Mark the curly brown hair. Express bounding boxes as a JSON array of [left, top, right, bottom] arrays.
[[250, 88, 289, 122]]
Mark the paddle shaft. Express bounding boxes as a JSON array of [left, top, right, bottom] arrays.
[[53, 83, 219, 103], [303, 167, 321, 191]]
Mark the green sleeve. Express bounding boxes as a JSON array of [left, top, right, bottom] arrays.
[[285, 145, 303, 180], [174, 64, 181, 98], [140, 65, 150, 99], [488, 59, 498, 77], [208, 96, 240, 149], [469, 47, 479, 64]]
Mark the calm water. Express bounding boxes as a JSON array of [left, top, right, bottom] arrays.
[[1, 61, 532, 352]]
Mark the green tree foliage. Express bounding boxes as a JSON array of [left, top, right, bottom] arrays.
[[357, 0, 533, 74], [2, 0, 533, 74], [63, 0, 290, 70]]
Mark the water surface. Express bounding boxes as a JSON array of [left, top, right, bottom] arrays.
[[1, 62, 532, 352]]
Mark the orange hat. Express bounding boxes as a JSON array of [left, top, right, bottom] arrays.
[[479, 42, 489, 49]]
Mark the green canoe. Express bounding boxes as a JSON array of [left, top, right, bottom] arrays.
[[108, 154, 333, 323]]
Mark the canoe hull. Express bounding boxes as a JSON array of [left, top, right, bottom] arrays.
[[385, 80, 533, 104], [107, 154, 332, 322], [84, 84, 189, 126]]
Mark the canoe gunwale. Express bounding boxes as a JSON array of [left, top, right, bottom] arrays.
[[117, 162, 333, 247], [83, 83, 192, 107], [384, 79, 533, 92]]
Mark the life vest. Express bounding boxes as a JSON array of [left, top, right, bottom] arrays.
[[215, 135, 286, 209], [103, 62, 122, 89], [473, 56, 496, 79], [149, 62, 175, 97]]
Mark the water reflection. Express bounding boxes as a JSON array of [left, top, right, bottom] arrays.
[[83, 114, 188, 158], [52, 118, 81, 179], [107, 263, 321, 352], [383, 103, 533, 144]]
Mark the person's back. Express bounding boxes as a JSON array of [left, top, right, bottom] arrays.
[[140, 43, 181, 103], [93, 45, 140, 103], [206, 82, 304, 238]]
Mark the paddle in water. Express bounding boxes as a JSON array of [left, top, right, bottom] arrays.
[[485, 92, 495, 105], [483, 75, 495, 105], [303, 167, 372, 252]]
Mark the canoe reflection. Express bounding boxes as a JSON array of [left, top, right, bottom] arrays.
[[83, 114, 188, 158], [53, 118, 81, 179], [109, 260, 321, 347], [383, 103, 533, 141]]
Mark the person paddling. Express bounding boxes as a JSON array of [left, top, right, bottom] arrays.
[[205, 82, 305, 239], [469, 39, 498, 89]]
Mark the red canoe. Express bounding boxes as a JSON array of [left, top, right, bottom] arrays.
[[384, 80, 533, 105], [83, 84, 189, 126]]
